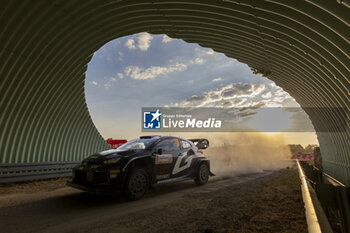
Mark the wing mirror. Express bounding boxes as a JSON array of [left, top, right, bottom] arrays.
[[157, 148, 163, 155], [196, 139, 209, 150]]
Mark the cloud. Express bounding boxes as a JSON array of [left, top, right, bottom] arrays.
[[125, 32, 153, 51], [162, 35, 173, 43], [104, 83, 112, 89], [209, 93, 221, 100], [217, 99, 247, 108], [121, 45, 213, 81], [212, 77, 223, 82], [138, 32, 153, 51], [181, 95, 208, 107], [205, 49, 215, 55], [262, 92, 272, 99], [217, 101, 233, 107], [89, 81, 98, 86], [175, 82, 284, 108], [221, 83, 265, 99], [190, 57, 205, 65], [195, 47, 216, 56], [102, 77, 118, 89], [125, 39, 136, 50], [124, 63, 187, 80], [117, 73, 124, 79]]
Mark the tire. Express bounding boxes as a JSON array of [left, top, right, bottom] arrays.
[[194, 163, 209, 185], [124, 168, 149, 201]]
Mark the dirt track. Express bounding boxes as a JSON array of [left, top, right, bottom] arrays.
[[0, 168, 307, 233]]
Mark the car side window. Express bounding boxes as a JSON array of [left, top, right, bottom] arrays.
[[156, 139, 180, 152], [181, 140, 191, 149]]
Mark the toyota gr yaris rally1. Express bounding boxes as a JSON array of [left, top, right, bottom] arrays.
[[67, 135, 214, 200]]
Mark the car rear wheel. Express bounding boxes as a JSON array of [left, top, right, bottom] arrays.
[[124, 168, 149, 201], [194, 163, 209, 185]]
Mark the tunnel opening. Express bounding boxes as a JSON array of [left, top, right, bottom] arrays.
[[85, 32, 319, 176]]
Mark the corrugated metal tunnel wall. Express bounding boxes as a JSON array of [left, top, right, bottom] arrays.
[[0, 0, 349, 184]]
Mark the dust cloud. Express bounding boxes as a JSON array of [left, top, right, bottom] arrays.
[[203, 133, 292, 177]]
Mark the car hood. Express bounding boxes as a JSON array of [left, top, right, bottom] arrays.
[[83, 149, 147, 163]]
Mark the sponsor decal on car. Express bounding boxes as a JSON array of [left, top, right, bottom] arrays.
[[109, 169, 120, 174], [172, 153, 193, 175], [155, 154, 173, 164]]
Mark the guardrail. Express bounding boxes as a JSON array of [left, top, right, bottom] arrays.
[[0, 162, 79, 183], [298, 160, 350, 233], [297, 160, 323, 233]]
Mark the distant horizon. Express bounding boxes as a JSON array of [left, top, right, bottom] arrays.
[[102, 132, 319, 148]]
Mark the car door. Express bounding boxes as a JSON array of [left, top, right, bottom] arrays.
[[153, 138, 180, 180], [171, 139, 195, 178]]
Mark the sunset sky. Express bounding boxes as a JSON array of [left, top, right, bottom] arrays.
[[85, 32, 318, 146]]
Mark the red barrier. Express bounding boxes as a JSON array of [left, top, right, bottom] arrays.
[[291, 153, 314, 161], [106, 138, 127, 149]]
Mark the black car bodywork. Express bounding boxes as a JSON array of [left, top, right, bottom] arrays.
[[67, 135, 214, 200]]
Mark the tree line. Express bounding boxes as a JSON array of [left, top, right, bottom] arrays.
[[288, 144, 319, 154]]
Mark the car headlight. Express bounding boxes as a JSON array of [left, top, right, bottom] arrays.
[[103, 157, 121, 164]]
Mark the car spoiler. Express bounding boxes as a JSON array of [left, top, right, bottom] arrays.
[[189, 139, 209, 150]]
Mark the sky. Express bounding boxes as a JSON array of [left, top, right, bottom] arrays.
[[85, 32, 318, 146]]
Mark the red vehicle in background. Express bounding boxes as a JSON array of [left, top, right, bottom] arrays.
[[106, 138, 127, 149], [291, 153, 314, 161]]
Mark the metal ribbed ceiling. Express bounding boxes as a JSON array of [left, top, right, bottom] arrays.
[[0, 0, 349, 184]]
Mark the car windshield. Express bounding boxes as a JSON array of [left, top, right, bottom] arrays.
[[116, 138, 155, 151]]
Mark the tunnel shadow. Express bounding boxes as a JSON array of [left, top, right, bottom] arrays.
[[0, 172, 251, 221], [5, 179, 202, 213], [13, 177, 225, 212], [46, 172, 252, 210], [51, 173, 245, 209]]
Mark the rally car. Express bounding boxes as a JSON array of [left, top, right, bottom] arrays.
[[67, 135, 214, 200]]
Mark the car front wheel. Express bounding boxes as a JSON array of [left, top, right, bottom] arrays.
[[194, 163, 209, 185], [124, 168, 149, 201]]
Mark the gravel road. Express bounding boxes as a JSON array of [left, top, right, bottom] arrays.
[[0, 167, 307, 233]]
